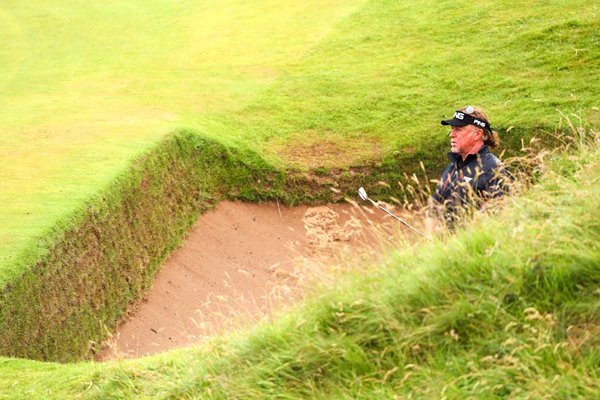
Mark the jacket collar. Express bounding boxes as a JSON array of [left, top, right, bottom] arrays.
[[447, 145, 490, 164]]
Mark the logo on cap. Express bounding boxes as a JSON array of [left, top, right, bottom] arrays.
[[441, 108, 492, 131]]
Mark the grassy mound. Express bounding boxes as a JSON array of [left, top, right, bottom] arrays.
[[1, 126, 597, 399]]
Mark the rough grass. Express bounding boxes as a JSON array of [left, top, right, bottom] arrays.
[[1, 127, 597, 399]]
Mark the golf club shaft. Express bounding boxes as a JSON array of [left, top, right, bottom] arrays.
[[367, 197, 430, 240]]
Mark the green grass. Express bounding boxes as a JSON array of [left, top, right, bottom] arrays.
[[0, 0, 599, 396], [1, 128, 598, 399], [229, 0, 600, 164]]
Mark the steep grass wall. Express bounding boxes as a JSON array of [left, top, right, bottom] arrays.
[[0, 130, 288, 362]]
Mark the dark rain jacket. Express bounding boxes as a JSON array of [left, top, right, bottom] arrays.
[[433, 145, 510, 219]]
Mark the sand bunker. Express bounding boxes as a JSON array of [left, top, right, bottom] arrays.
[[99, 200, 403, 360]]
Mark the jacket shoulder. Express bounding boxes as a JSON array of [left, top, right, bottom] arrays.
[[480, 151, 503, 170]]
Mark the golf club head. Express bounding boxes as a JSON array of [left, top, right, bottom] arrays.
[[358, 187, 368, 201]]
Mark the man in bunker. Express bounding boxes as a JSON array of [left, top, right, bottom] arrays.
[[432, 105, 511, 224]]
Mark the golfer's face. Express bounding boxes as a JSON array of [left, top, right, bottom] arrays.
[[449, 125, 478, 155]]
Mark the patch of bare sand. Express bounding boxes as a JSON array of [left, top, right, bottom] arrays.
[[98, 200, 406, 360]]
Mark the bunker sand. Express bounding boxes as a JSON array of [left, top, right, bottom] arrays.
[[99, 200, 403, 360]]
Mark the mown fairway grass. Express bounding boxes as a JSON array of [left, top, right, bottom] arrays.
[[1, 0, 599, 280], [0, 0, 366, 281], [0, 0, 599, 396]]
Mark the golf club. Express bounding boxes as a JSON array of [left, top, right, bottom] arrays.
[[358, 187, 430, 240]]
